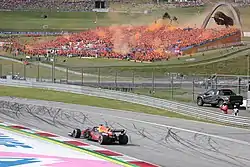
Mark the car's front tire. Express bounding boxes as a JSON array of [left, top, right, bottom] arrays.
[[72, 128, 81, 138]]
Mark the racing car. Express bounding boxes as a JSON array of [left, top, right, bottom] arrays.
[[68, 125, 129, 145]]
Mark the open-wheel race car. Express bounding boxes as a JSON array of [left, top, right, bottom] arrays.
[[68, 125, 129, 145]]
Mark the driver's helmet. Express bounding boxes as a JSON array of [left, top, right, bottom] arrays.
[[234, 105, 237, 108], [98, 125, 107, 132]]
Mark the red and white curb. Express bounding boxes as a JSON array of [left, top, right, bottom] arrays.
[[0, 121, 160, 167]]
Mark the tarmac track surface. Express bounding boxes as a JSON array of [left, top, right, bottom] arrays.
[[1, 98, 250, 167]]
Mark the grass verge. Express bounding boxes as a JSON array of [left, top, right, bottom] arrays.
[[167, 50, 250, 75], [1, 46, 230, 68], [1, 45, 248, 82], [0, 85, 213, 122], [1, 46, 244, 78], [1, 6, 250, 31], [0, 59, 81, 80], [134, 88, 194, 103]]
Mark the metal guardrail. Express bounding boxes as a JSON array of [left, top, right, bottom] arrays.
[[1, 79, 250, 127]]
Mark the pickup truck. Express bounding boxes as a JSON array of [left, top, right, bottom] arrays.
[[197, 89, 243, 107]]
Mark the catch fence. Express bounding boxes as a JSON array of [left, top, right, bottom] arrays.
[[0, 63, 249, 103]]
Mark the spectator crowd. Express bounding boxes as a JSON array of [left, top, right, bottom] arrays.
[[12, 23, 240, 62], [0, 0, 95, 11], [1, 0, 250, 12]]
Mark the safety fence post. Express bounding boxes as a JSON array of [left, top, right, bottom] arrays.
[[152, 69, 155, 93], [192, 74, 195, 102], [237, 76, 241, 95], [115, 70, 118, 90], [81, 67, 84, 86], [66, 67, 69, 84], [23, 64, 26, 80], [37, 63, 40, 81], [171, 73, 174, 99], [11, 63, 14, 78], [132, 70, 135, 92], [0, 64, 2, 77], [98, 67, 101, 87]]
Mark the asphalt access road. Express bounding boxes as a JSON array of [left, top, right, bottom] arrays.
[[1, 98, 250, 167]]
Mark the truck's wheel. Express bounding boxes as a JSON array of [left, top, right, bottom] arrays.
[[218, 100, 224, 108], [197, 98, 204, 106], [119, 134, 128, 145], [72, 128, 81, 138], [98, 135, 110, 145]]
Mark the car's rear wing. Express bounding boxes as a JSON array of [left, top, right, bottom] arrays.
[[111, 129, 126, 133]]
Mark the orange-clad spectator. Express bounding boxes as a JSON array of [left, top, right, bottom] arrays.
[[11, 25, 241, 62]]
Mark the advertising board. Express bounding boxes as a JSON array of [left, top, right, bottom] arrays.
[[182, 32, 242, 54]]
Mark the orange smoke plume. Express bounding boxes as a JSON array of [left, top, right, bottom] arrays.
[[135, 32, 140, 40], [154, 48, 164, 56], [111, 27, 130, 54], [147, 19, 164, 31], [62, 34, 71, 40], [167, 26, 177, 31], [96, 30, 106, 38]]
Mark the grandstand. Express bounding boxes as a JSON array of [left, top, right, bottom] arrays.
[[0, 0, 108, 12], [0, 0, 249, 12], [10, 23, 241, 62], [0, 0, 245, 62]]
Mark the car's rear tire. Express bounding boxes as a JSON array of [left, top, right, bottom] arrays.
[[98, 135, 110, 145], [197, 98, 204, 106], [72, 128, 81, 138], [119, 134, 128, 145]]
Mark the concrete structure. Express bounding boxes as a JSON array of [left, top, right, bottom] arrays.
[[201, 2, 243, 36]]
